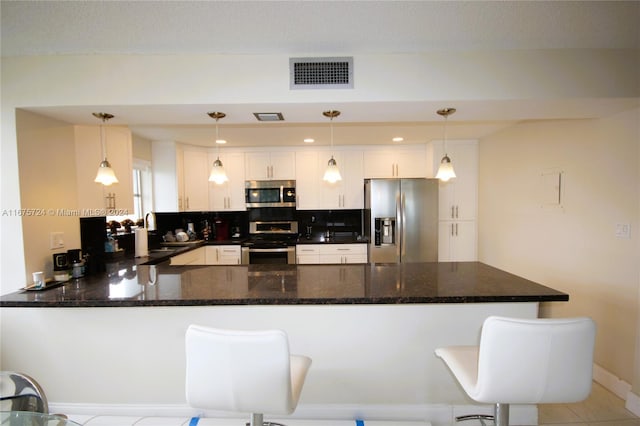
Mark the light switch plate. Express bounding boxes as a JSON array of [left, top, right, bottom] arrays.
[[50, 232, 65, 249], [615, 223, 630, 239]]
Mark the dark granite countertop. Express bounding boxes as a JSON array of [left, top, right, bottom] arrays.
[[0, 258, 568, 307]]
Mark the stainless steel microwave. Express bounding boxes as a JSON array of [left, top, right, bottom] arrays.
[[245, 180, 296, 208]]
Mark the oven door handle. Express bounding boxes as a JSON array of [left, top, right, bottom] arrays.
[[248, 247, 294, 253]]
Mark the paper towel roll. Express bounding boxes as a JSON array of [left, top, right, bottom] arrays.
[[135, 228, 149, 257]]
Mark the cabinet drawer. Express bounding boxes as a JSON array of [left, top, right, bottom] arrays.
[[296, 245, 320, 255], [319, 244, 367, 255]]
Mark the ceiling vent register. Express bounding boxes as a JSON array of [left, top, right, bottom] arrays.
[[289, 57, 353, 90]]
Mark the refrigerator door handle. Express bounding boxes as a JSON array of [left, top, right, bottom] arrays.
[[396, 192, 402, 258], [401, 192, 407, 258]]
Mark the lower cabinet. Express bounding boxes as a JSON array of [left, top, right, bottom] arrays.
[[205, 245, 242, 265], [170, 246, 241, 266], [296, 244, 367, 264], [438, 220, 477, 262], [170, 247, 206, 265]]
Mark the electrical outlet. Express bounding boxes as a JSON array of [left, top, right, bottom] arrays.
[[615, 223, 630, 239], [50, 232, 65, 249]]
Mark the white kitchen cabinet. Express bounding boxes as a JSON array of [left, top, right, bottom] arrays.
[[182, 148, 210, 211], [294, 151, 320, 210], [296, 244, 367, 264], [170, 247, 206, 265], [176, 145, 185, 211], [363, 146, 428, 178], [152, 141, 184, 212], [295, 149, 364, 210], [75, 125, 133, 214], [209, 152, 246, 211], [296, 245, 320, 264], [245, 151, 295, 180], [432, 140, 478, 221], [438, 220, 477, 262], [204, 245, 241, 265], [319, 150, 364, 209], [431, 140, 478, 261]]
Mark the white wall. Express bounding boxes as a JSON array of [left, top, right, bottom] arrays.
[[477, 108, 640, 392], [15, 110, 81, 286]]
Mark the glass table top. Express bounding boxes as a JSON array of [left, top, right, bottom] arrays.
[[1, 411, 81, 426]]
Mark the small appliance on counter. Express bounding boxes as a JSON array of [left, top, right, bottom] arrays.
[[67, 248, 85, 278], [52, 252, 70, 281], [214, 217, 229, 241]]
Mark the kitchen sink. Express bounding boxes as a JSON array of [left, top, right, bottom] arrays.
[[149, 247, 176, 253]]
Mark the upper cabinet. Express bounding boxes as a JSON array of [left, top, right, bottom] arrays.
[[151, 141, 183, 212], [295, 149, 364, 210], [363, 146, 428, 178], [209, 152, 246, 211], [153, 143, 246, 212], [75, 125, 133, 214], [431, 140, 478, 221], [245, 151, 295, 180], [182, 148, 210, 211]]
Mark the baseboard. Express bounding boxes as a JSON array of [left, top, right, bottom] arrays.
[[593, 363, 632, 400], [626, 390, 640, 418], [593, 363, 640, 417]]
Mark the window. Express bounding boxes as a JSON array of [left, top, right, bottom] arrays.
[[107, 159, 153, 225]]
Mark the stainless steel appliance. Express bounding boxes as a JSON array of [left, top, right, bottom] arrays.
[[245, 180, 296, 208], [365, 178, 438, 263], [241, 220, 298, 264]]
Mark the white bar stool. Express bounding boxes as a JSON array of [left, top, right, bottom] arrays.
[[435, 316, 596, 426], [185, 325, 312, 426]]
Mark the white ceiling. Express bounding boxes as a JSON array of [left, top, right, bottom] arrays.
[[2, 1, 639, 147]]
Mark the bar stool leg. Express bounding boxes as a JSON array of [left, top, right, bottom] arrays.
[[494, 403, 509, 426], [249, 413, 263, 426]]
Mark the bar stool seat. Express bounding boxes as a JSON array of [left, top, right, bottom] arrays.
[[185, 325, 311, 426], [435, 316, 596, 426]]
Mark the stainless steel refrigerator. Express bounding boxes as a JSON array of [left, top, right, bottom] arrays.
[[365, 178, 438, 263]]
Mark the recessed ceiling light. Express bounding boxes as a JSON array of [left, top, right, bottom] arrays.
[[392, 137, 404, 142], [253, 112, 284, 121], [216, 139, 227, 144], [303, 138, 315, 143]]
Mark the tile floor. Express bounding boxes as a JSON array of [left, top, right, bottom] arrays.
[[539, 382, 640, 426], [61, 382, 639, 426]]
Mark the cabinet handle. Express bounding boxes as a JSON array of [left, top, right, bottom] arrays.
[[456, 205, 459, 218], [186, 197, 190, 209], [451, 223, 455, 236], [451, 206, 455, 219], [455, 223, 458, 236], [178, 197, 182, 210]]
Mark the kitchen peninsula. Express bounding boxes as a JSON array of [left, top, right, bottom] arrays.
[[0, 257, 567, 424]]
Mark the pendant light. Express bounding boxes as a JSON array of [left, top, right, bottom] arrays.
[[207, 111, 229, 184], [322, 110, 342, 183], [435, 107, 457, 182], [93, 112, 119, 186]]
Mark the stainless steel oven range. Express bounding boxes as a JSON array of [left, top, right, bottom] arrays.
[[241, 220, 298, 264]]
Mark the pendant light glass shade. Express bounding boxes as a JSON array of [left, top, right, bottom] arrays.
[[207, 112, 229, 184], [209, 157, 229, 184], [323, 110, 342, 183], [93, 113, 119, 186], [435, 154, 456, 182], [435, 108, 456, 182], [95, 160, 119, 186], [323, 156, 342, 183]]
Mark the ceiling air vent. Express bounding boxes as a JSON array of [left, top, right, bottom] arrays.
[[289, 57, 353, 90]]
